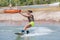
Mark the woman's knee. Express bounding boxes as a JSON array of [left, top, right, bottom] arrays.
[[25, 24, 31, 28]]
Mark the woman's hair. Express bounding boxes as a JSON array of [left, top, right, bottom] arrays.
[[28, 10, 33, 13]]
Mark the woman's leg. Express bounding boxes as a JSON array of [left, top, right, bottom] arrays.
[[21, 21, 34, 34], [21, 24, 31, 34], [23, 24, 31, 30]]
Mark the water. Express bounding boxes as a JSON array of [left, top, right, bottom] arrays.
[[0, 5, 48, 10], [0, 21, 60, 40]]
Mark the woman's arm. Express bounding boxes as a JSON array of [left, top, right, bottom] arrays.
[[19, 13, 31, 17]]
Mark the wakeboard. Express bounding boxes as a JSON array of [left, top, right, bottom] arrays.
[[15, 32, 24, 35]]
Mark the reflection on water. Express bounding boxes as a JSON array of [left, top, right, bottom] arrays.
[[15, 35, 30, 40], [0, 20, 23, 26], [0, 20, 60, 40], [15, 35, 22, 40]]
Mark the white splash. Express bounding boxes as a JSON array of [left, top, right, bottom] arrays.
[[21, 27, 54, 37]]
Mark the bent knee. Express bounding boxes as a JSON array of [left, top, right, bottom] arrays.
[[25, 24, 31, 28]]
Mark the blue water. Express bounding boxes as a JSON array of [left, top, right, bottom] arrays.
[[0, 21, 60, 40]]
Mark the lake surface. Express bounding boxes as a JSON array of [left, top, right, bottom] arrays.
[[0, 21, 60, 40]]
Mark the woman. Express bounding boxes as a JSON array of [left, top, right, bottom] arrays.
[[20, 10, 35, 34]]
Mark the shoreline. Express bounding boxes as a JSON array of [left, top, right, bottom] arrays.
[[0, 19, 60, 24], [0, 11, 60, 21], [0, 11, 60, 20], [0, 7, 60, 24]]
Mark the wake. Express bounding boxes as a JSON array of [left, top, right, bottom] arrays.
[[21, 27, 54, 37]]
